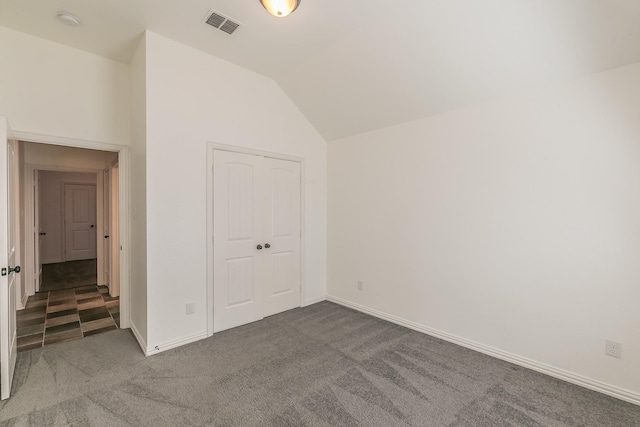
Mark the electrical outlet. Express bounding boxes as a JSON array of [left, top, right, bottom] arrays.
[[605, 340, 622, 358], [357, 280, 364, 291], [186, 302, 196, 315]]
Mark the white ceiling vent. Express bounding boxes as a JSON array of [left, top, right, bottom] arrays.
[[204, 10, 240, 35]]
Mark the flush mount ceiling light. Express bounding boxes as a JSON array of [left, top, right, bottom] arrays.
[[56, 11, 81, 27], [260, 0, 301, 18]]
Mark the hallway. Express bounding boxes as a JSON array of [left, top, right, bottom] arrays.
[[40, 259, 98, 292], [16, 258, 121, 351], [16, 285, 119, 352]]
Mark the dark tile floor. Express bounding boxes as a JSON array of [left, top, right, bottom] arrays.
[[40, 259, 98, 292], [16, 285, 119, 352]]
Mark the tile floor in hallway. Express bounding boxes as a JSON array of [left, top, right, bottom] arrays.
[[16, 285, 120, 352]]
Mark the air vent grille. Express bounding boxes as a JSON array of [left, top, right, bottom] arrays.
[[204, 10, 240, 35], [206, 12, 225, 29], [220, 20, 240, 35]]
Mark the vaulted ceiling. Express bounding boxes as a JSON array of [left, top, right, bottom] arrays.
[[2, 0, 640, 140]]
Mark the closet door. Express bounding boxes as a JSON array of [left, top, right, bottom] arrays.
[[213, 151, 265, 333], [213, 150, 302, 333], [262, 158, 301, 317]]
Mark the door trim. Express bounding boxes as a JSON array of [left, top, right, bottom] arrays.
[[206, 142, 306, 336], [109, 163, 120, 297], [14, 130, 130, 330]]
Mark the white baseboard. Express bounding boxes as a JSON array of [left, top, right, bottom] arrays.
[[16, 291, 29, 310], [129, 322, 147, 355], [326, 295, 640, 406], [145, 331, 208, 356], [302, 296, 326, 307]]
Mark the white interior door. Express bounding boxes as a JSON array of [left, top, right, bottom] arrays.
[[213, 150, 301, 333], [213, 150, 264, 332], [1, 118, 18, 400], [263, 158, 301, 317], [64, 184, 97, 261]]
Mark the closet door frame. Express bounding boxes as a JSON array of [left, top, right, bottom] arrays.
[[206, 143, 305, 337]]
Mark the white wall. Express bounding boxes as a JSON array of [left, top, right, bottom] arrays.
[[38, 171, 97, 264], [24, 143, 113, 170], [328, 62, 640, 400], [0, 27, 129, 145], [143, 32, 327, 351], [0, 28, 134, 334], [129, 35, 148, 346]]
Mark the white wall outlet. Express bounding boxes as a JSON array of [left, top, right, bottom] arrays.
[[186, 302, 196, 315], [605, 340, 622, 358], [357, 280, 363, 291]]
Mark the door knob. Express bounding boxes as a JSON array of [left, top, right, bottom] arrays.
[[257, 244, 263, 250], [264, 243, 271, 249], [90, 225, 95, 228], [8, 266, 20, 274]]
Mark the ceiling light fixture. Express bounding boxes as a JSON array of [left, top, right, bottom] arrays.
[[259, 0, 301, 18], [56, 11, 81, 27]]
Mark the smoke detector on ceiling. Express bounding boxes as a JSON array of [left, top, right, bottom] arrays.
[[203, 10, 241, 35]]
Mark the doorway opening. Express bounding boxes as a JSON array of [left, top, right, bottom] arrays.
[[15, 142, 122, 351]]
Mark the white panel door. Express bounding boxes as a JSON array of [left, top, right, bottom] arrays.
[[0, 118, 18, 400], [213, 150, 265, 332], [64, 184, 97, 261], [262, 158, 301, 317], [213, 150, 302, 332]]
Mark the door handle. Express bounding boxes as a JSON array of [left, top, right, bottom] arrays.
[[3, 266, 21, 276], [256, 244, 263, 250], [104, 235, 110, 238], [90, 225, 95, 228], [39, 232, 46, 236], [264, 243, 271, 249]]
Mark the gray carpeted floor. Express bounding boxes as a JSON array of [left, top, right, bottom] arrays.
[[40, 259, 98, 292], [1, 301, 639, 426]]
